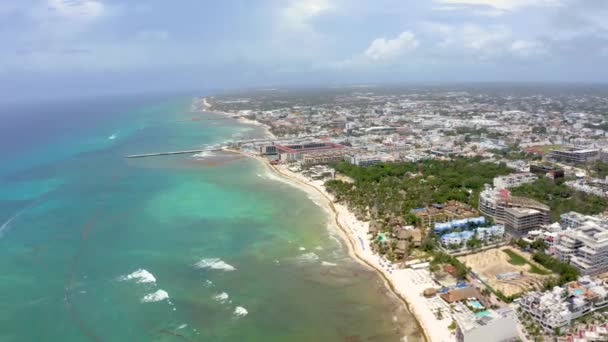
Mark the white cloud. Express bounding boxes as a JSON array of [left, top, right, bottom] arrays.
[[363, 31, 419, 61], [433, 0, 560, 11], [280, 0, 331, 33], [423, 22, 512, 57], [47, 0, 105, 20]]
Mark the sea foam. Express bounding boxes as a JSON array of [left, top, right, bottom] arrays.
[[141, 289, 169, 303], [296, 252, 320, 262], [0, 207, 27, 238], [194, 258, 236, 271], [233, 306, 248, 318], [192, 151, 213, 159], [118, 269, 156, 284], [321, 261, 338, 267], [213, 292, 229, 303]]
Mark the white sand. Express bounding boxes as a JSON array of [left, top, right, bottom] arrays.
[[236, 154, 455, 342]]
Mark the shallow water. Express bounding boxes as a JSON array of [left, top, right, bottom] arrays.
[[0, 96, 423, 341]]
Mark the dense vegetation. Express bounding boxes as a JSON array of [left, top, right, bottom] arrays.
[[510, 178, 608, 221], [325, 158, 512, 223], [532, 252, 580, 286], [589, 160, 608, 178]]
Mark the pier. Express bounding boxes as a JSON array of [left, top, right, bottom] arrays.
[[125, 148, 222, 158]]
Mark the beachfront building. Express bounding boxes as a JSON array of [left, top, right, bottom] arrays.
[[478, 186, 550, 235], [518, 276, 608, 333], [554, 214, 608, 275], [549, 147, 600, 164], [440, 287, 518, 342], [493, 173, 538, 189], [411, 201, 479, 228], [301, 149, 347, 166], [274, 141, 345, 162]]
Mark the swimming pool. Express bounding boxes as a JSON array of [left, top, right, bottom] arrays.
[[573, 288, 584, 296], [469, 300, 484, 310], [475, 310, 491, 317]]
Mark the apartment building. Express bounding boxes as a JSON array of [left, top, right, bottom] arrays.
[[554, 215, 608, 275], [493, 172, 538, 189], [519, 276, 608, 333], [549, 147, 600, 164]]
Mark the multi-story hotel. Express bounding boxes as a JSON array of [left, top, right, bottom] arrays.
[[493, 172, 538, 189]]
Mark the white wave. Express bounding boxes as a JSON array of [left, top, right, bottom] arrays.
[[118, 269, 156, 284], [315, 246, 324, 250], [177, 324, 187, 330], [233, 306, 248, 318], [192, 151, 213, 160], [299, 246, 306, 251], [0, 207, 28, 238], [295, 252, 320, 262], [213, 292, 229, 303], [108, 133, 117, 140], [141, 289, 169, 303], [321, 261, 338, 267], [194, 258, 236, 271], [204, 279, 214, 287]]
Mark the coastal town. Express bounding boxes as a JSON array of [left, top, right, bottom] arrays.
[[197, 85, 608, 342]]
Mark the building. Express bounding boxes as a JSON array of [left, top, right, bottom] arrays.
[[365, 126, 397, 134], [346, 154, 383, 167], [274, 142, 345, 162], [439, 225, 504, 247], [411, 201, 479, 227], [518, 276, 608, 333], [493, 173, 538, 189], [503, 207, 547, 235], [549, 147, 600, 164], [530, 164, 565, 180], [554, 214, 608, 275], [441, 287, 518, 342], [301, 149, 346, 166], [478, 186, 550, 235]]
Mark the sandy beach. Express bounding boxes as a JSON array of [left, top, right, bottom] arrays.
[[233, 150, 456, 342]]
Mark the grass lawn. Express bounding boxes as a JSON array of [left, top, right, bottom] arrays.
[[503, 249, 527, 265], [503, 249, 551, 275]]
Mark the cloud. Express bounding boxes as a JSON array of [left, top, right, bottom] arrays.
[[47, 0, 105, 20], [280, 0, 331, 33], [363, 31, 419, 61], [433, 0, 560, 11]]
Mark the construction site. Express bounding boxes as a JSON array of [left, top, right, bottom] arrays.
[[458, 247, 555, 296]]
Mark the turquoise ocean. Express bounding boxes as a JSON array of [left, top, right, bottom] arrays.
[[0, 96, 422, 341]]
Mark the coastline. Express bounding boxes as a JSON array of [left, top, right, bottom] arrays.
[[195, 97, 276, 139], [230, 149, 453, 342]]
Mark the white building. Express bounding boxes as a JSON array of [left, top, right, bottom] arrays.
[[493, 173, 538, 189], [519, 276, 608, 333], [554, 215, 608, 275]]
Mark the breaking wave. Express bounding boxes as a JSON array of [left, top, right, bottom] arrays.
[[118, 269, 156, 284], [141, 289, 169, 303], [295, 252, 320, 263], [233, 306, 248, 318], [213, 292, 230, 303], [0, 207, 28, 238], [192, 151, 213, 160], [321, 261, 338, 267], [194, 258, 236, 271]]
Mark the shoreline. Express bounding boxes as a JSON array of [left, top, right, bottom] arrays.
[[195, 97, 276, 139], [229, 149, 449, 342]]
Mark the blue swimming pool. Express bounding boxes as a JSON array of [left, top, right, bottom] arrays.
[[469, 300, 484, 309], [475, 310, 491, 317]]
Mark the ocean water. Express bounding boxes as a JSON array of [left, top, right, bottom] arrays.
[[0, 96, 423, 341]]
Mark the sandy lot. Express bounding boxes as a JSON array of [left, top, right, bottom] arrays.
[[458, 247, 553, 296]]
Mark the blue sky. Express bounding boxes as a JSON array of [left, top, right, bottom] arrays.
[[1, 0, 608, 101]]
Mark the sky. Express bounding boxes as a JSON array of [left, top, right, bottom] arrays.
[[1, 0, 608, 101]]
